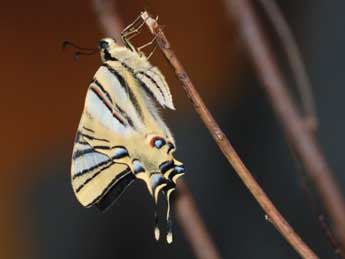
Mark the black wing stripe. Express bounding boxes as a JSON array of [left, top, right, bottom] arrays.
[[75, 160, 129, 192], [101, 63, 144, 120], [95, 171, 135, 211], [85, 168, 133, 207], [82, 126, 95, 133], [89, 85, 126, 125], [80, 132, 110, 143], [102, 58, 166, 110], [72, 148, 97, 160], [93, 79, 114, 105], [73, 158, 111, 179], [159, 160, 175, 174], [115, 103, 135, 128], [136, 71, 166, 103]]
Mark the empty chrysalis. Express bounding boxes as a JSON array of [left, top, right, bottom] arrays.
[[70, 14, 184, 244]]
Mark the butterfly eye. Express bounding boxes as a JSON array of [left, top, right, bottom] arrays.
[[150, 137, 166, 149], [98, 40, 109, 50]]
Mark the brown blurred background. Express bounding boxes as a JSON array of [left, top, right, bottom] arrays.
[[2, 0, 345, 258]]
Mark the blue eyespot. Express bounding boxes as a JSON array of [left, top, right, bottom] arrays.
[[159, 160, 174, 173], [113, 147, 129, 159], [133, 160, 145, 174], [154, 138, 166, 149], [174, 165, 185, 174], [150, 174, 165, 189]]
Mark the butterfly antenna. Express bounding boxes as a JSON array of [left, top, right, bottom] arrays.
[[74, 50, 98, 61], [62, 40, 97, 51]]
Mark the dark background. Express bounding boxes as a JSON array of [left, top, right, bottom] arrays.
[[2, 0, 345, 258]]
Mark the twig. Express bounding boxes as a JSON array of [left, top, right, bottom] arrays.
[[301, 181, 345, 258], [175, 181, 221, 259], [92, 1, 221, 258], [141, 11, 318, 259], [225, 0, 345, 252], [259, 1, 344, 254], [257, 0, 318, 133], [92, 0, 124, 40], [286, 136, 344, 258]]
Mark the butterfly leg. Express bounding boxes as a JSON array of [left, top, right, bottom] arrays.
[[137, 33, 160, 58], [122, 15, 158, 39], [137, 33, 158, 52], [121, 15, 145, 37], [121, 20, 146, 39], [121, 15, 151, 52]]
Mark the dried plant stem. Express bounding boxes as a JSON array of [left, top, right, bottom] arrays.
[[286, 137, 344, 258], [258, 1, 344, 255], [175, 181, 221, 259], [142, 11, 318, 259], [225, 0, 345, 252], [301, 182, 345, 258], [257, 0, 318, 133], [92, 1, 221, 258], [258, 0, 344, 253], [92, 0, 124, 40]]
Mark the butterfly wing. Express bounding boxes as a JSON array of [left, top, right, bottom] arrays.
[[71, 64, 140, 208], [71, 130, 135, 208], [134, 66, 175, 110]]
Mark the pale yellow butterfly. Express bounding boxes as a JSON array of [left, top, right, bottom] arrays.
[[70, 15, 184, 244]]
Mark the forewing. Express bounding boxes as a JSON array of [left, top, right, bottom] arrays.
[[71, 65, 140, 208], [135, 67, 175, 110]]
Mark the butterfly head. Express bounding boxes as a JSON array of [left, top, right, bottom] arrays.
[[98, 38, 120, 61]]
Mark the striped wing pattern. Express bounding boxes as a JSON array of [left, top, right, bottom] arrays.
[[71, 37, 184, 243], [71, 131, 134, 208]]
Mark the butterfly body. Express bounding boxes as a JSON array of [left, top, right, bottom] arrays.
[[71, 37, 184, 243]]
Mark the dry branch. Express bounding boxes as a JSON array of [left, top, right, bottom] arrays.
[[92, 0, 124, 39], [141, 10, 318, 259], [257, 0, 318, 133], [92, 1, 221, 258], [225, 0, 345, 252], [257, 1, 344, 255]]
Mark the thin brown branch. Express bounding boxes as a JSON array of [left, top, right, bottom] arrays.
[[259, 1, 343, 254], [92, 1, 221, 258], [92, 0, 124, 40], [258, 0, 345, 254], [142, 11, 318, 259], [175, 181, 221, 259], [286, 136, 344, 258], [301, 182, 345, 258], [225, 0, 345, 252], [257, 0, 318, 133]]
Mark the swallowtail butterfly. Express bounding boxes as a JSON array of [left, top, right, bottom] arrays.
[[70, 15, 184, 244]]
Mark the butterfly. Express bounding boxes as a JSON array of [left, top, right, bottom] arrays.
[[70, 16, 184, 244]]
